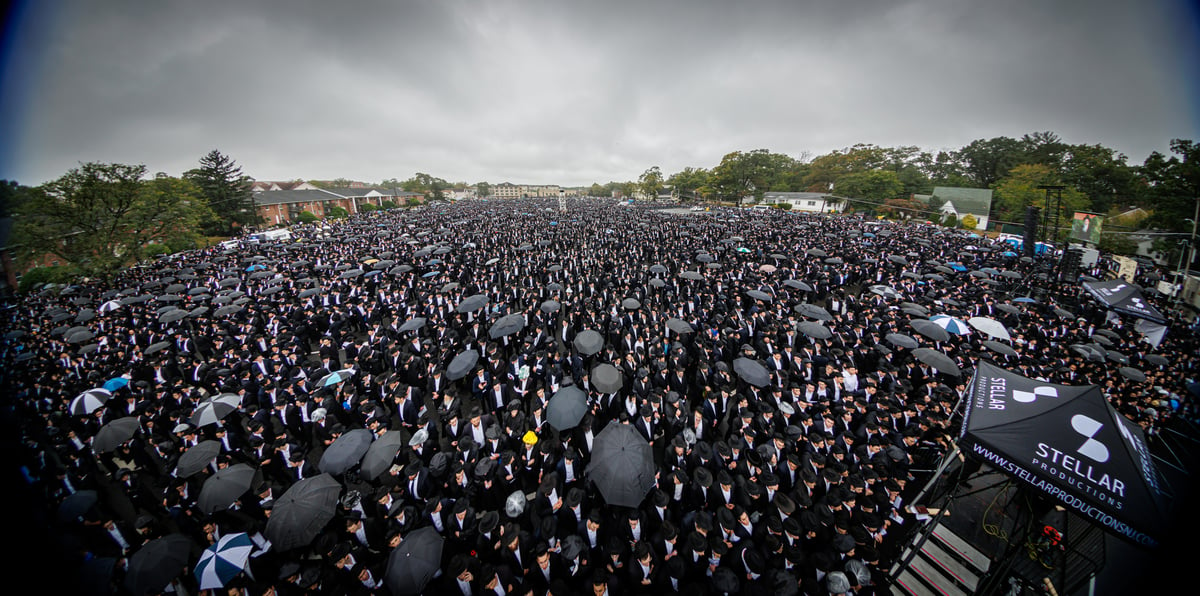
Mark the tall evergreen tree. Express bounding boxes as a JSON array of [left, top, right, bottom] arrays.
[[185, 150, 257, 235]]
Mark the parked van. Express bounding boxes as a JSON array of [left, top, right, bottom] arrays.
[[751, 204, 771, 211], [249, 229, 292, 243]]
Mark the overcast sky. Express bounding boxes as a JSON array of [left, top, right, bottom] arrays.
[[1, 0, 1197, 187]]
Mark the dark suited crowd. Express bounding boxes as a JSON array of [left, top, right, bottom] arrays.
[[3, 198, 1197, 595]]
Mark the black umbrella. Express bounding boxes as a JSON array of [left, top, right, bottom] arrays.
[[198, 463, 259, 514], [573, 330, 604, 356], [732, 357, 770, 387], [360, 430, 409, 481], [488, 313, 526, 339], [547, 385, 588, 431], [214, 305, 243, 317], [74, 309, 96, 323], [58, 489, 99, 522], [796, 321, 833, 339], [649, 278, 666, 288], [912, 347, 962, 376], [456, 294, 489, 313], [92, 417, 140, 453], [125, 534, 193, 596], [649, 264, 668, 275], [745, 290, 773, 302], [885, 333, 919, 350], [397, 317, 427, 332], [982, 340, 1017, 357], [175, 441, 222, 477], [783, 279, 814, 292], [591, 363, 624, 393], [696, 253, 715, 263], [586, 424, 657, 508], [385, 526, 444, 596], [805, 248, 827, 257], [1119, 367, 1146, 382], [540, 300, 561, 313], [666, 318, 694, 334], [191, 401, 236, 428], [145, 341, 172, 355], [622, 298, 642, 309], [1145, 354, 1168, 367], [319, 429, 374, 475], [910, 319, 950, 342], [159, 309, 188, 324], [446, 349, 480, 381], [680, 271, 705, 281], [265, 474, 342, 551], [794, 303, 832, 321]]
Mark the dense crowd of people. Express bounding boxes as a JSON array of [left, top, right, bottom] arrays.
[[2, 198, 1197, 595]]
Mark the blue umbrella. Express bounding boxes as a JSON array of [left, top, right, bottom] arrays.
[[1013, 297, 1038, 304], [929, 315, 971, 336], [1001, 251, 1017, 257], [245, 264, 265, 272], [948, 263, 967, 272], [316, 368, 355, 388], [194, 532, 253, 590], [862, 232, 876, 238], [421, 271, 439, 278], [102, 376, 130, 392]]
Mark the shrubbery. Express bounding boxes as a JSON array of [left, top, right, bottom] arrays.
[[18, 265, 81, 293]]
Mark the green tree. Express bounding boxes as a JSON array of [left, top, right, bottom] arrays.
[[402, 173, 448, 201], [1060, 144, 1139, 214], [708, 150, 792, 205], [588, 183, 605, 197], [954, 136, 1028, 188], [1140, 139, 1199, 233], [309, 178, 357, 190], [992, 164, 1090, 236], [14, 164, 211, 279], [666, 167, 710, 200], [326, 206, 349, 219], [475, 182, 491, 198], [833, 170, 904, 203], [185, 150, 257, 235], [296, 211, 318, 223], [960, 213, 979, 229], [638, 166, 664, 200]]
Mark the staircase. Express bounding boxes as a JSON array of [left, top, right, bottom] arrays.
[[891, 524, 991, 596]]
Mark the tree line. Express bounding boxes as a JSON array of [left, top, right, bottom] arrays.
[[597, 133, 1197, 238]]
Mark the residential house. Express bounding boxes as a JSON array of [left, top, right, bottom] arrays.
[[760, 192, 845, 213], [914, 187, 993, 230], [249, 180, 319, 192]]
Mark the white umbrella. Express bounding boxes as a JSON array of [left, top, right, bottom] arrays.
[[70, 388, 113, 415], [194, 532, 254, 590], [968, 316, 1011, 341], [98, 300, 122, 313], [929, 315, 971, 336]]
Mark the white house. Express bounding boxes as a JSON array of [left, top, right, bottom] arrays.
[[760, 192, 844, 213]]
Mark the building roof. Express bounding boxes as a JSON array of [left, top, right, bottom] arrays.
[[762, 192, 833, 202], [322, 187, 421, 198], [929, 187, 993, 218], [253, 189, 338, 206]]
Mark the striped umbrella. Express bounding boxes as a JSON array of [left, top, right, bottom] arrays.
[[929, 315, 971, 336], [315, 368, 356, 388], [70, 388, 112, 415], [194, 532, 253, 590]]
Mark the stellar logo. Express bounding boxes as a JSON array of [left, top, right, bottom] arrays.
[[1013, 386, 1058, 403], [1071, 414, 1109, 463]]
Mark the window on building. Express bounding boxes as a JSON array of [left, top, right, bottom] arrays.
[[807, 201, 816, 206]]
